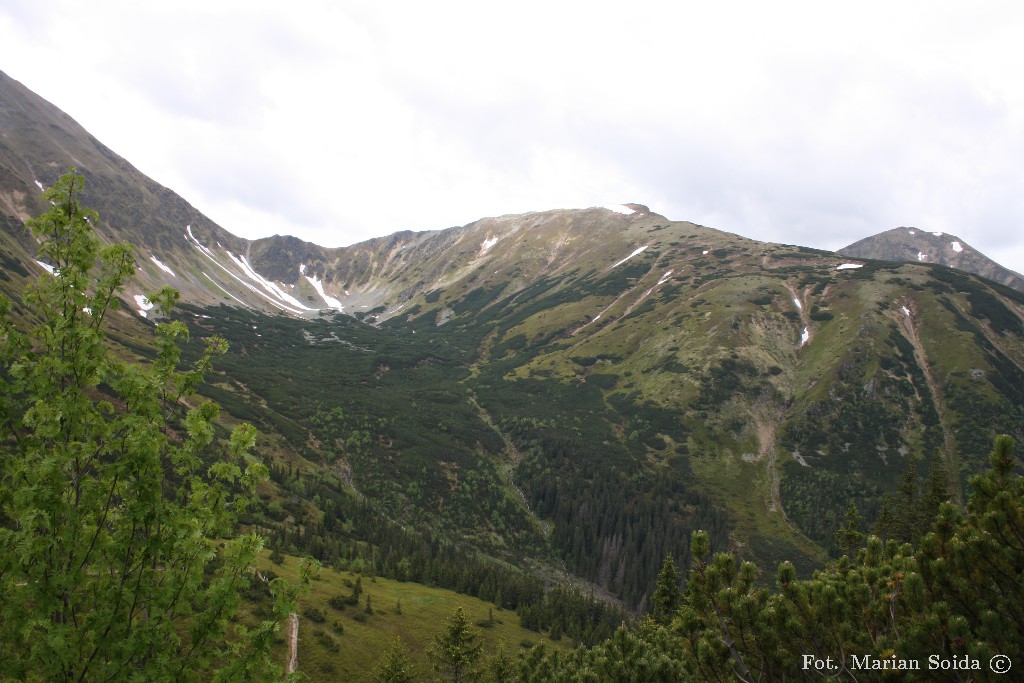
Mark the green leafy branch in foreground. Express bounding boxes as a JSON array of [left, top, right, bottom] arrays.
[[514, 435, 1022, 682], [0, 170, 309, 681]]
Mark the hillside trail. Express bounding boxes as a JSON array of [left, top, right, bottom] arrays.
[[287, 612, 299, 674], [755, 414, 785, 516]]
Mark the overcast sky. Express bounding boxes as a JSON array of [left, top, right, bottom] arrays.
[[2, 1, 1023, 274]]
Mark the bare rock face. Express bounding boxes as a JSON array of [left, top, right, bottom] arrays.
[[249, 234, 326, 284], [840, 227, 1024, 293], [622, 203, 651, 214]]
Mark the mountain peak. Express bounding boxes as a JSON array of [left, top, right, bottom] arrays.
[[840, 227, 1024, 292], [600, 203, 652, 215]]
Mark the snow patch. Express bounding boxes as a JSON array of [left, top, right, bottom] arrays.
[[612, 245, 648, 268], [185, 227, 307, 315], [299, 263, 307, 275], [836, 263, 863, 270], [657, 270, 673, 285], [702, 250, 709, 255], [901, 306, 911, 317], [932, 231, 943, 237], [35, 260, 55, 275], [792, 297, 803, 311], [134, 294, 154, 318], [907, 229, 916, 235], [480, 236, 499, 253], [800, 327, 810, 347], [950, 241, 963, 253], [203, 273, 249, 307], [917, 252, 928, 262], [185, 226, 219, 262], [34, 179, 43, 190], [225, 251, 313, 311], [150, 255, 176, 277], [305, 272, 344, 311], [602, 204, 635, 215]]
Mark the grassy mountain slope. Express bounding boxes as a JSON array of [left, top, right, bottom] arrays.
[[248, 553, 564, 682]]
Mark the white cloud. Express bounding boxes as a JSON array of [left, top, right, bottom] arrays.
[[1, 0, 1023, 276]]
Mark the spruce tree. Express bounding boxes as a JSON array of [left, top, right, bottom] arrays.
[[373, 637, 416, 683], [651, 554, 681, 624], [0, 170, 298, 681], [872, 493, 897, 541], [893, 456, 921, 542], [835, 501, 864, 558], [482, 641, 514, 683], [919, 452, 951, 525], [427, 606, 483, 683]]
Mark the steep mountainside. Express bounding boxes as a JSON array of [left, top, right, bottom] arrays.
[[0, 71, 254, 309], [3, 71, 1024, 614], [840, 227, 1024, 293], [164, 216, 1024, 610]]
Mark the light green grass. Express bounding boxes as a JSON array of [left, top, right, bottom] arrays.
[[250, 553, 566, 682]]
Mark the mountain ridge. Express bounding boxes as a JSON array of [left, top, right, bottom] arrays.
[[2, 67, 686, 320], [7, 69, 1023, 323]]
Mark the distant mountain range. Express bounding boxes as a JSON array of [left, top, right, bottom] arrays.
[[3, 68, 1024, 615]]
